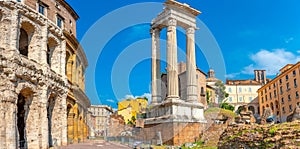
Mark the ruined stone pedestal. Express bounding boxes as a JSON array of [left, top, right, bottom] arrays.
[[143, 100, 206, 145]]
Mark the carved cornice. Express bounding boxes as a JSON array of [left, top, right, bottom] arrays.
[[0, 55, 69, 95]]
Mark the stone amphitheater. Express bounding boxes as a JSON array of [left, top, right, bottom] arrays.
[[0, 0, 90, 148]]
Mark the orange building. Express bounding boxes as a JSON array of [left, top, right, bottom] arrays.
[[258, 62, 300, 122]]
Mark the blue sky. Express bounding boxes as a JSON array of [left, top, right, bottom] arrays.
[[66, 0, 300, 108]]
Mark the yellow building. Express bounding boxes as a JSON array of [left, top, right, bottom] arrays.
[[118, 98, 148, 124], [258, 62, 300, 122]]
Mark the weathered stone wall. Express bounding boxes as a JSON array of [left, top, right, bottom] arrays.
[[0, 1, 71, 148], [138, 122, 205, 146], [218, 121, 300, 148]]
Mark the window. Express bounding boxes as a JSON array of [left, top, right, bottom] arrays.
[[228, 87, 232, 93], [229, 97, 232, 102], [293, 70, 296, 76], [264, 88, 267, 93], [288, 95, 291, 101], [281, 98, 284, 104], [286, 75, 289, 81], [279, 79, 282, 84], [269, 92, 272, 99], [273, 83, 276, 88], [282, 107, 285, 113], [57, 15, 64, 28], [249, 97, 253, 102], [248, 87, 252, 92], [265, 95, 268, 101], [289, 105, 293, 112], [261, 97, 264, 103], [239, 87, 242, 93], [294, 79, 297, 88], [274, 90, 277, 98], [239, 97, 243, 102], [286, 82, 290, 91], [38, 4, 45, 15], [280, 86, 283, 94], [296, 91, 299, 99]]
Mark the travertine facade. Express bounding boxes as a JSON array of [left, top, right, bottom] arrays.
[[0, 0, 90, 148]]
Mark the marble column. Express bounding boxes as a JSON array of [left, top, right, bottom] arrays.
[[151, 28, 161, 104], [186, 27, 198, 102], [166, 19, 179, 100]]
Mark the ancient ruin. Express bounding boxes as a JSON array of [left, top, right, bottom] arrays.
[[144, 0, 206, 145], [0, 0, 90, 148]]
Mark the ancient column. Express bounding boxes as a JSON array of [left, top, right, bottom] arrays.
[[151, 28, 161, 104], [186, 27, 198, 102], [166, 19, 179, 100]]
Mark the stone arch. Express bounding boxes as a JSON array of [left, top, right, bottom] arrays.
[[16, 87, 34, 148], [65, 51, 73, 81], [19, 21, 35, 57], [0, 10, 2, 21], [47, 36, 59, 68], [47, 92, 57, 147], [248, 105, 255, 114]]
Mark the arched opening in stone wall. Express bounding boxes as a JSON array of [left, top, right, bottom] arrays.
[[19, 29, 29, 56], [66, 52, 72, 81], [17, 88, 33, 148], [47, 37, 58, 67], [67, 104, 74, 144], [248, 106, 255, 114], [0, 11, 2, 22], [19, 22, 35, 57], [47, 95, 56, 147]]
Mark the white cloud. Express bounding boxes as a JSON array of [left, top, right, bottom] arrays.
[[241, 49, 300, 75], [120, 93, 152, 104], [297, 50, 300, 54], [285, 37, 294, 43], [225, 72, 240, 79], [106, 99, 115, 103]]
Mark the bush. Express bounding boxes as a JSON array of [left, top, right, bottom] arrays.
[[220, 103, 234, 111]]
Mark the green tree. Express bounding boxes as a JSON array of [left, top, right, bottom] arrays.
[[220, 102, 234, 111], [215, 80, 229, 103], [206, 90, 210, 104]]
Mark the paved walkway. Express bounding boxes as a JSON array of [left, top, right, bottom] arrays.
[[59, 140, 130, 149]]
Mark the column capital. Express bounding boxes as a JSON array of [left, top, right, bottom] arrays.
[[167, 18, 177, 27], [150, 28, 161, 36], [186, 27, 195, 34]]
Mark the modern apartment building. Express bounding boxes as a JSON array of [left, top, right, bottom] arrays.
[[258, 62, 300, 122]]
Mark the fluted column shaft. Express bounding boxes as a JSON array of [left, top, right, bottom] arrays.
[[186, 27, 198, 102], [151, 28, 161, 104], [167, 19, 179, 99]]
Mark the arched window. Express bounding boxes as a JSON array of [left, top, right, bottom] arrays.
[[47, 37, 58, 67], [19, 28, 29, 56], [19, 22, 35, 57]]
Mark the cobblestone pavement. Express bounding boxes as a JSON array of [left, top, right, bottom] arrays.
[[59, 140, 130, 149]]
